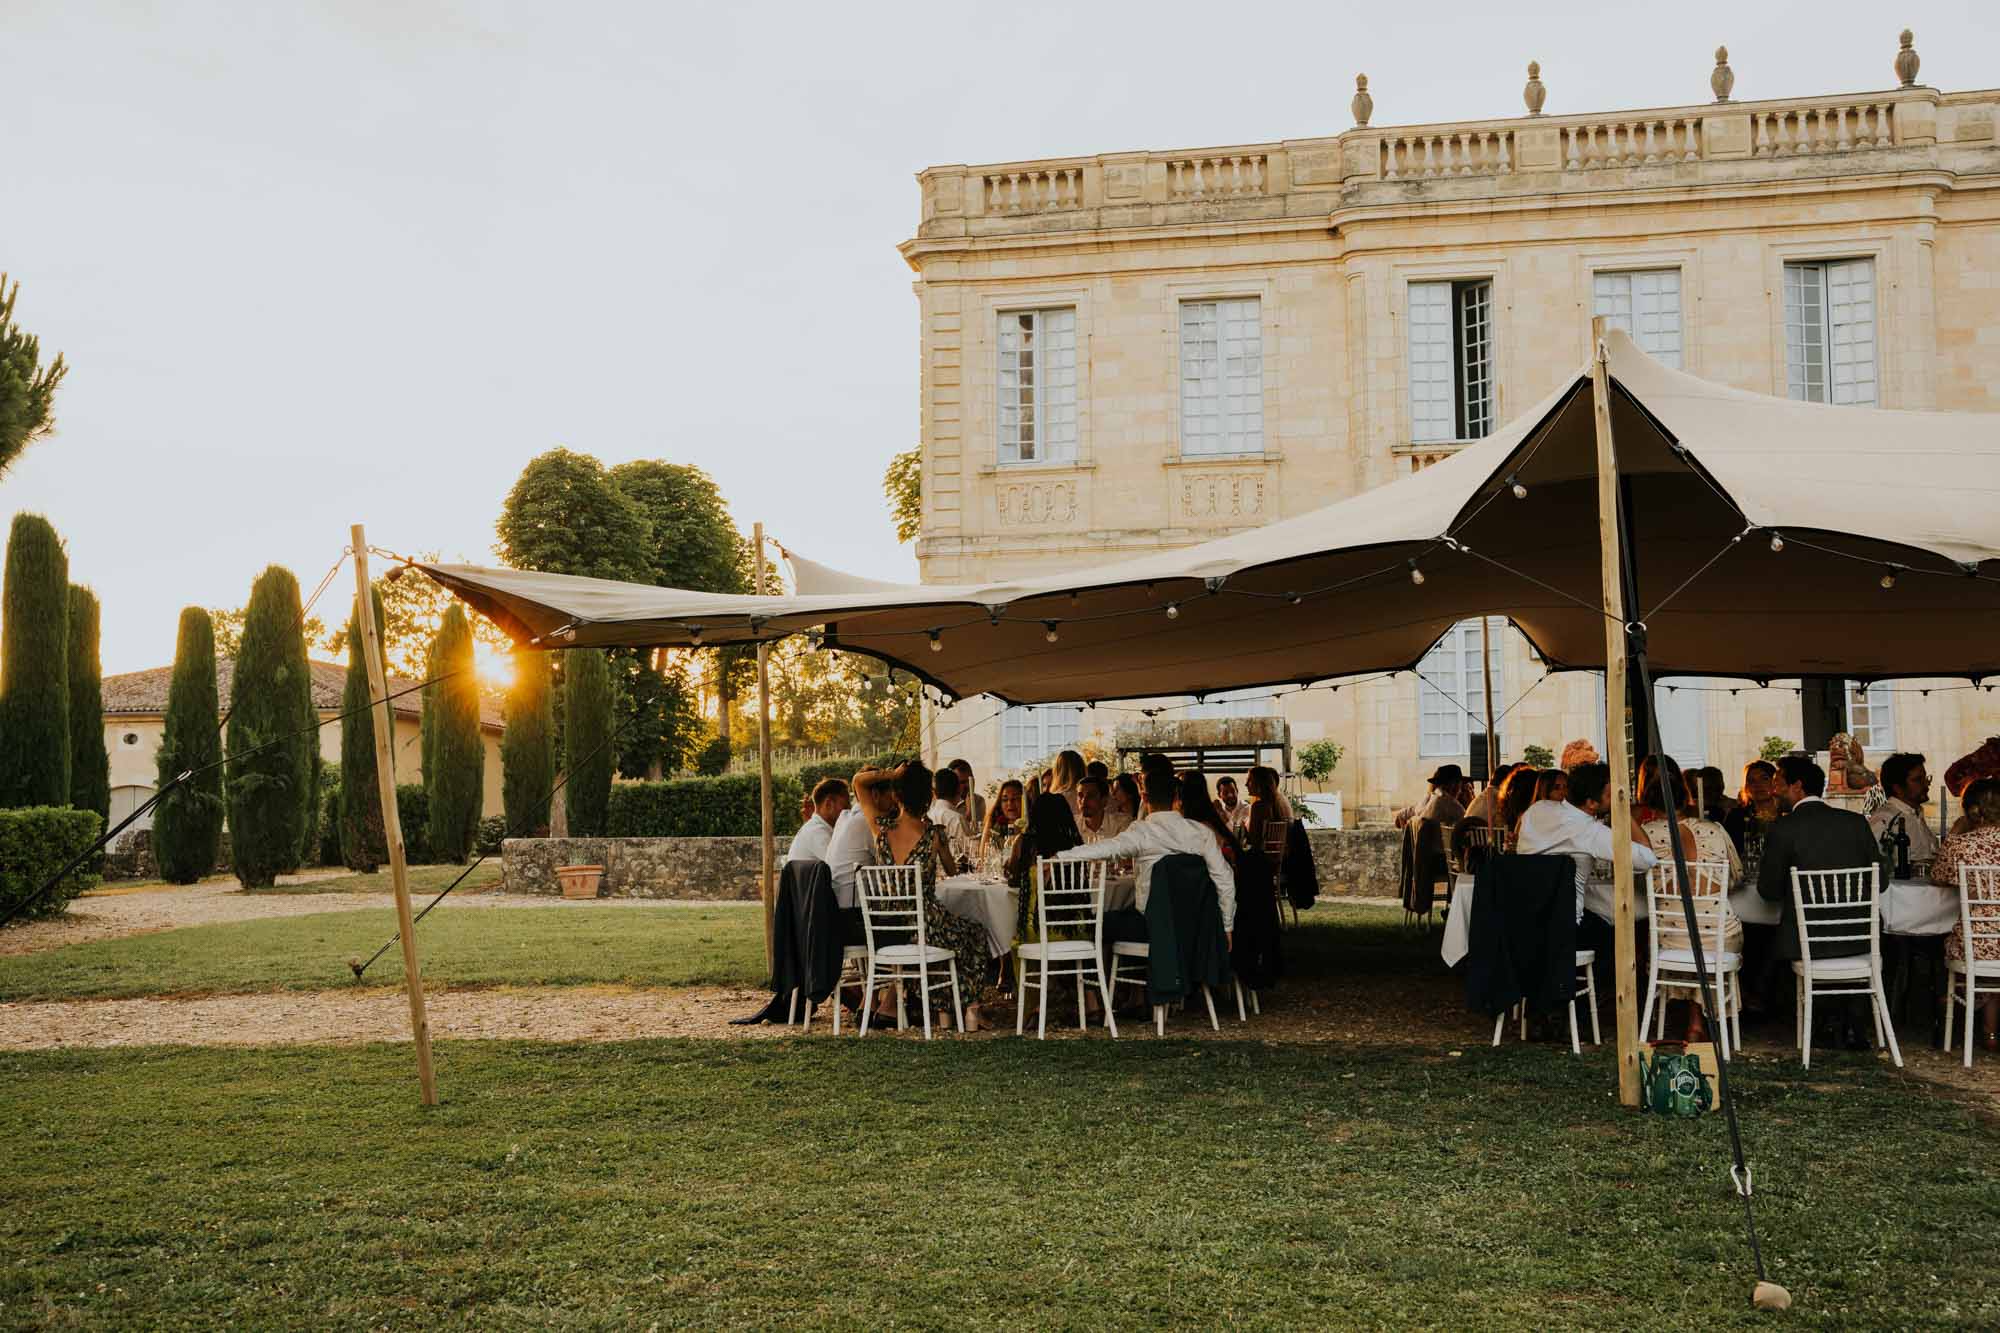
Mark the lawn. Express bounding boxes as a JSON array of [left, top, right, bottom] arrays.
[[252, 863, 508, 895], [2, 1037, 1995, 1328], [0, 905, 767, 1000]]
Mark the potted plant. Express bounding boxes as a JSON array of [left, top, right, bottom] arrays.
[[1297, 740, 1344, 830], [556, 864, 604, 899]]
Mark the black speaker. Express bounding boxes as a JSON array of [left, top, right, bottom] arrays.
[[1468, 736, 1490, 783], [1800, 677, 1846, 753]]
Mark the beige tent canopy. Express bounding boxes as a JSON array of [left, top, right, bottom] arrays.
[[420, 330, 2000, 703]]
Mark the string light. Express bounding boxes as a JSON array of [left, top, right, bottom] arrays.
[[1879, 568, 1898, 590], [1165, 602, 1181, 619], [929, 630, 943, 653], [1768, 530, 1785, 553], [1043, 621, 1060, 643], [1408, 560, 1426, 586], [1288, 592, 1303, 606], [1507, 475, 1528, 499], [687, 625, 703, 647]]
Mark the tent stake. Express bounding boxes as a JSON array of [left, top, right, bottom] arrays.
[[754, 522, 777, 974], [351, 525, 438, 1107], [1588, 321, 1641, 1109]]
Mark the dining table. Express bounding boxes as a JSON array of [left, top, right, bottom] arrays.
[[935, 870, 1138, 959]]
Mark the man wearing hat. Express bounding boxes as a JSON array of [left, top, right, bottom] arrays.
[[1393, 763, 1468, 829]]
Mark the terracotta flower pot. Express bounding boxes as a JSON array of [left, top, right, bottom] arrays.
[[556, 864, 604, 900]]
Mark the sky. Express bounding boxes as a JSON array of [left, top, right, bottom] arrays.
[[3, 0, 1983, 673]]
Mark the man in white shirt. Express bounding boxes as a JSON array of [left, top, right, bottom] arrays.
[[928, 766, 969, 857], [947, 758, 987, 835], [1077, 776, 1130, 843], [1515, 761, 1659, 926], [824, 791, 880, 913], [1867, 752, 1940, 870], [1057, 767, 1236, 941], [1215, 775, 1250, 836], [784, 779, 850, 868]]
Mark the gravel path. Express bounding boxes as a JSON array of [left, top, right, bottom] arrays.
[[1, 880, 754, 957]]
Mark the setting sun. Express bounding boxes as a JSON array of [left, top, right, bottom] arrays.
[[474, 642, 514, 691]]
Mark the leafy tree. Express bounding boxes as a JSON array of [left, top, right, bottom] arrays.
[[152, 609, 224, 882], [495, 448, 653, 583], [1520, 743, 1556, 769], [338, 589, 389, 871], [321, 553, 509, 678], [607, 460, 746, 595], [0, 276, 67, 480], [1759, 736, 1797, 764], [424, 605, 485, 862], [66, 585, 109, 829], [501, 647, 556, 837], [884, 445, 921, 543], [615, 652, 702, 778], [226, 567, 314, 888], [0, 514, 70, 806], [208, 604, 330, 659], [562, 648, 614, 836]]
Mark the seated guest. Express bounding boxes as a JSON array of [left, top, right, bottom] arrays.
[[1463, 763, 1515, 827], [1516, 761, 1660, 928], [1109, 772, 1142, 827], [1636, 759, 1742, 1008], [1931, 778, 2000, 1050], [1052, 749, 1088, 827], [1057, 765, 1237, 953], [1723, 759, 1787, 858], [1086, 759, 1111, 783], [1531, 767, 1568, 808], [826, 769, 895, 937], [1496, 766, 1545, 849], [877, 762, 986, 1029], [1406, 765, 1467, 827], [928, 765, 970, 857], [1868, 752, 1940, 871], [784, 778, 850, 866], [1077, 775, 1111, 841], [1177, 772, 1239, 866], [947, 758, 986, 834], [1695, 766, 1736, 822], [1139, 752, 1177, 803], [1215, 774, 1250, 835], [1024, 774, 1042, 806], [1007, 792, 1085, 944], [1757, 754, 1882, 1050], [1633, 757, 1700, 863], [1243, 765, 1293, 855], [979, 778, 1026, 871]]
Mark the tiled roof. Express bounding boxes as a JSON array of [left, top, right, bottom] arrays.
[[101, 658, 504, 731]]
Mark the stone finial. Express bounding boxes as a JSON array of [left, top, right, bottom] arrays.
[[1895, 29, 1920, 88], [1711, 46, 1734, 102], [1523, 60, 1546, 116], [1351, 73, 1373, 127]]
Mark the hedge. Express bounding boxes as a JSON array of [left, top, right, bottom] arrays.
[[795, 752, 916, 797], [396, 784, 434, 864], [606, 773, 804, 839], [0, 807, 102, 922]]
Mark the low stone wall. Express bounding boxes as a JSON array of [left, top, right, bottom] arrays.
[[1305, 828, 1400, 898], [503, 831, 1402, 902], [102, 829, 234, 882], [503, 837, 763, 900]]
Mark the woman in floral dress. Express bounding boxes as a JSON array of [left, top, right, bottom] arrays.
[[1932, 778, 2000, 1049], [875, 761, 994, 1031]]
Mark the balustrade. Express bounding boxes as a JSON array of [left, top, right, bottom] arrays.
[[983, 167, 1084, 214], [1752, 102, 1896, 156], [1562, 117, 1703, 169], [1380, 130, 1514, 180], [1167, 154, 1267, 198]]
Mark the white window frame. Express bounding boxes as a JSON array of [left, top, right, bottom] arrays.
[[1417, 618, 1504, 758], [1408, 279, 1495, 443], [1784, 259, 1877, 406], [1844, 680, 1896, 751], [1000, 703, 1082, 768], [1593, 269, 1684, 368], [1178, 298, 1263, 457], [996, 307, 1078, 465]]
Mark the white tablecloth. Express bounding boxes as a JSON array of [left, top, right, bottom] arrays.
[[935, 872, 1138, 959]]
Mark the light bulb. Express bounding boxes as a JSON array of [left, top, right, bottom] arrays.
[[929, 631, 943, 653], [1508, 475, 1528, 500], [1164, 603, 1180, 619], [1409, 563, 1426, 586], [1769, 532, 1785, 553], [688, 625, 703, 647], [1043, 621, 1060, 643], [1287, 592, 1303, 606], [1879, 570, 1897, 590]]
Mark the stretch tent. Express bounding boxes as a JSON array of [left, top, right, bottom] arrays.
[[420, 329, 2000, 701]]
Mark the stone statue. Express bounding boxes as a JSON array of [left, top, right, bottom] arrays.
[[1523, 61, 1546, 117], [1895, 30, 1920, 89], [1711, 47, 1734, 103], [1352, 74, 1373, 128]]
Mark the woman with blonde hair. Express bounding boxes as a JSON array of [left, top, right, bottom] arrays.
[[1051, 749, 1088, 829]]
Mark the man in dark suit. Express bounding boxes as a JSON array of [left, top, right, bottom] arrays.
[[1757, 754, 1882, 1049]]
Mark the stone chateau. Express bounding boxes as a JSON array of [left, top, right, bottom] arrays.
[[899, 34, 2000, 819]]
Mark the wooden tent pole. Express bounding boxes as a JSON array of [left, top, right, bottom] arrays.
[[754, 522, 776, 974], [1588, 321, 1640, 1108], [350, 525, 437, 1107]]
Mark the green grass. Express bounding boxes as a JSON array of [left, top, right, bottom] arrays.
[[1, 1038, 1994, 1328], [0, 905, 766, 1000], [245, 863, 508, 895]]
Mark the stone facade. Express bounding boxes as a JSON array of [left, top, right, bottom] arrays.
[[502, 837, 764, 900], [1305, 829, 1400, 898], [904, 51, 2000, 818]]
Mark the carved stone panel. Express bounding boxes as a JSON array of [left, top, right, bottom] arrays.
[[1104, 163, 1146, 199], [1174, 471, 1267, 526], [996, 479, 1080, 528]]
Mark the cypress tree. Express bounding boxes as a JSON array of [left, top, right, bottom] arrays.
[[501, 647, 555, 837], [226, 566, 313, 888], [563, 648, 613, 836], [339, 589, 389, 871], [66, 585, 109, 827], [0, 514, 70, 806], [424, 605, 484, 862], [153, 608, 224, 883]]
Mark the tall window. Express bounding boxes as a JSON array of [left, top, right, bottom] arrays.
[[998, 308, 1077, 464], [1417, 618, 1504, 757], [1784, 260, 1877, 405], [1000, 703, 1081, 768], [1179, 298, 1263, 456], [1593, 269, 1683, 368], [1844, 680, 1895, 751], [1409, 280, 1494, 443]]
